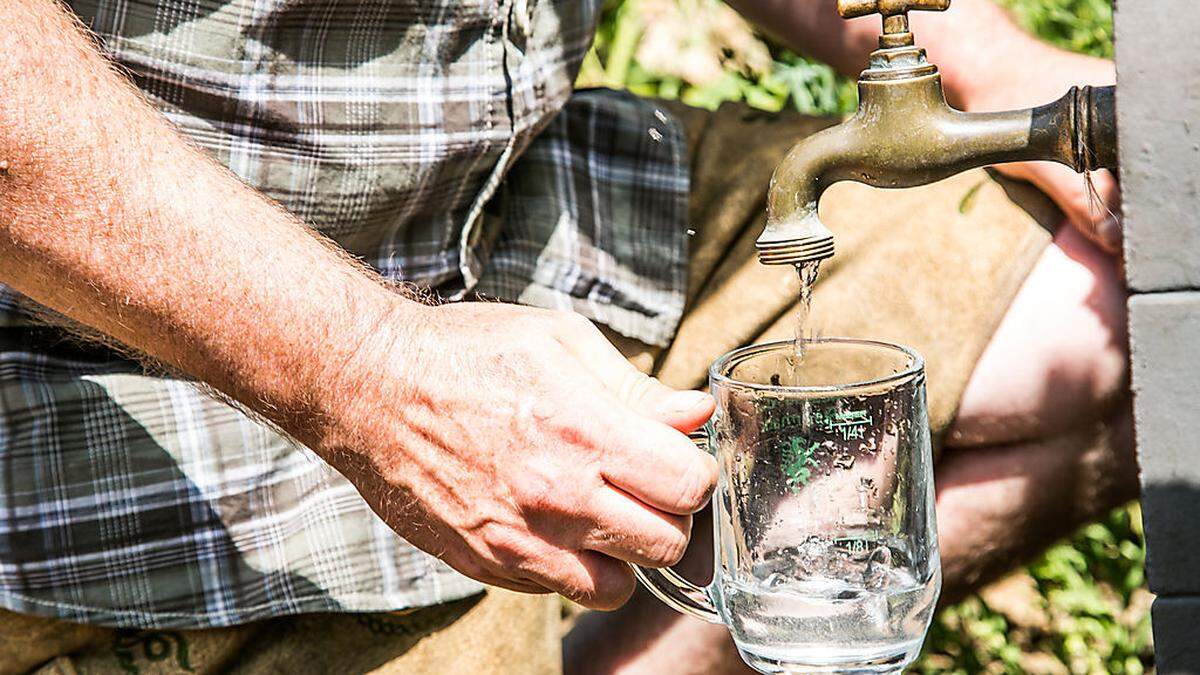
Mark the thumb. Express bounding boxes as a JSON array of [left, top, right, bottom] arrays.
[[612, 369, 714, 432], [556, 315, 714, 431]]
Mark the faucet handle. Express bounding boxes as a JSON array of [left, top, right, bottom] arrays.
[[838, 0, 950, 20], [838, 0, 948, 47]]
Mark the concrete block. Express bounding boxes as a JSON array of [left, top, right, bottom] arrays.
[[1131, 293, 1200, 595], [1153, 597, 1200, 674], [1115, 2, 1200, 293]]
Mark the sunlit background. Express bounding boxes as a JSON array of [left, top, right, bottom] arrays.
[[580, 1, 1150, 672]]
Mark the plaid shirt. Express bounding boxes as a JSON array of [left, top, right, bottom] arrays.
[[0, 0, 689, 628]]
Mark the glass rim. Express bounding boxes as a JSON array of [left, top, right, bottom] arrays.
[[709, 338, 925, 395]]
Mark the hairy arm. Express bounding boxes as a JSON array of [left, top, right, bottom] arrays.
[[0, 1, 407, 444], [0, 0, 717, 608], [729, 0, 1122, 251]]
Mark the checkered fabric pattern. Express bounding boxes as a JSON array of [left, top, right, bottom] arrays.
[[0, 0, 690, 628], [0, 351, 483, 627]]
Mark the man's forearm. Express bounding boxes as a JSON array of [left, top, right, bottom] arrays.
[[729, 0, 1104, 107], [0, 1, 416, 445]]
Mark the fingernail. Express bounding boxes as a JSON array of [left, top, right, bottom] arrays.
[[660, 390, 711, 416]]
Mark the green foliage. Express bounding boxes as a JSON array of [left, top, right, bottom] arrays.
[[587, 0, 1144, 672], [581, 0, 858, 116], [760, 53, 858, 116], [997, 0, 1114, 58], [585, 0, 1114, 114], [916, 506, 1152, 673]]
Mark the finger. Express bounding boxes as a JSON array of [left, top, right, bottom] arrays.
[[452, 512, 635, 609], [515, 547, 637, 611], [579, 484, 693, 568], [558, 316, 714, 431], [480, 576, 555, 595], [597, 416, 718, 515], [569, 550, 637, 611], [440, 551, 554, 595], [616, 373, 714, 434]]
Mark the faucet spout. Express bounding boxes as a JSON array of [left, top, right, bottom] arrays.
[[758, 74, 1117, 266]]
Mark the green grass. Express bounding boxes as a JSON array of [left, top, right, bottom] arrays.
[[585, 1, 1151, 672]]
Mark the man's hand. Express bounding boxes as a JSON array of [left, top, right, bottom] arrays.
[[317, 302, 717, 609], [0, 1, 715, 611], [959, 46, 1121, 253]]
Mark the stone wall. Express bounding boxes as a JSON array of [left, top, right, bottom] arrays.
[[1116, 1, 1200, 671]]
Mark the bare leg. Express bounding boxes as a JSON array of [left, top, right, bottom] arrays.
[[563, 227, 1135, 674]]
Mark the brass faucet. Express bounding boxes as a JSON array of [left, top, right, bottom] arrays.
[[757, 0, 1118, 266]]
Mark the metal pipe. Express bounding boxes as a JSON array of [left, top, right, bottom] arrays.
[[756, 0, 1119, 266]]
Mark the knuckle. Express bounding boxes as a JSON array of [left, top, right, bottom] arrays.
[[511, 549, 556, 581], [644, 529, 689, 568], [478, 523, 538, 568], [616, 371, 657, 407], [450, 553, 499, 586], [549, 416, 606, 465], [673, 454, 719, 512], [509, 460, 565, 514], [512, 455, 602, 523]]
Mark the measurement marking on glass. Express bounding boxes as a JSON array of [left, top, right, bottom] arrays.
[[813, 408, 873, 440]]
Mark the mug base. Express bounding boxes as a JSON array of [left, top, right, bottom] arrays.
[[735, 641, 920, 674]]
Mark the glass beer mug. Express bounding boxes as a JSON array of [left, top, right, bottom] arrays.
[[635, 339, 941, 674]]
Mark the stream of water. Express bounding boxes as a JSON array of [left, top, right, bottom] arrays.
[[791, 260, 822, 370]]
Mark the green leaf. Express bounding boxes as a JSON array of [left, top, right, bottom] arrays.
[[745, 86, 786, 112], [603, 1, 644, 88], [958, 181, 985, 214]]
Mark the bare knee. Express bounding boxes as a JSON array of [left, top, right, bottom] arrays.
[[936, 401, 1138, 602], [949, 226, 1128, 448]]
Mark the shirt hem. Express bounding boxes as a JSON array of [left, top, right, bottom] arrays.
[[0, 578, 487, 630]]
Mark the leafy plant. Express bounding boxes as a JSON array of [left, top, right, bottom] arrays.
[[579, 0, 857, 116], [997, 0, 1114, 58], [916, 506, 1152, 673]]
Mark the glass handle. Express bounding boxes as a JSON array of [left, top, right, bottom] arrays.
[[630, 431, 722, 624]]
